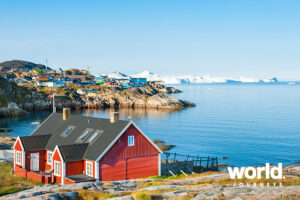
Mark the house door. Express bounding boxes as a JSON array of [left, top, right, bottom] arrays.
[[30, 153, 39, 171]]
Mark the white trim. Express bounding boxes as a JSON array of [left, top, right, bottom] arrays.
[[13, 149, 15, 170], [62, 162, 66, 185], [95, 162, 99, 181], [128, 135, 134, 146], [22, 151, 25, 169], [95, 122, 131, 162], [54, 161, 61, 177], [86, 161, 93, 177], [53, 145, 64, 162], [16, 151, 22, 165], [95, 121, 162, 162], [131, 121, 163, 154], [13, 137, 24, 151], [158, 154, 161, 176], [47, 151, 53, 165]]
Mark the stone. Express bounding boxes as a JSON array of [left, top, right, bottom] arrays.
[[140, 185, 183, 191], [46, 193, 60, 200], [32, 192, 43, 196], [61, 191, 78, 199], [107, 195, 134, 200]]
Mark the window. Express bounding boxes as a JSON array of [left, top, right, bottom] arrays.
[[128, 136, 134, 146], [64, 128, 72, 135], [47, 152, 53, 165], [86, 161, 93, 177], [54, 161, 61, 176], [61, 126, 75, 137], [87, 130, 103, 143], [79, 130, 90, 140], [16, 151, 21, 165]]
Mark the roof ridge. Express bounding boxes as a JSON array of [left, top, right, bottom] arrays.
[[58, 143, 89, 148], [21, 134, 51, 138], [67, 113, 130, 122]]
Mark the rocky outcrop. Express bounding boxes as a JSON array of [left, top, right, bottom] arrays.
[[0, 102, 27, 117], [2, 172, 300, 200], [82, 86, 194, 110], [0, 77, 195, 117]]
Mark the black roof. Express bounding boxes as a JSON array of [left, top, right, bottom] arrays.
[[21, 113, 131, 161], [66, 174, 95, 182], [20, 135, 51, 151], [59, 143, 88, 162]]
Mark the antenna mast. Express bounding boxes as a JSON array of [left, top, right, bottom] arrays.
[[53, 93, 56, 113]]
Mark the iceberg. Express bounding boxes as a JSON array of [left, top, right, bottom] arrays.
[[131, 71, 278, 84]]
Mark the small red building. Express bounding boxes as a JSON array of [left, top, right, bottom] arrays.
[[13, 109, 162, 184]]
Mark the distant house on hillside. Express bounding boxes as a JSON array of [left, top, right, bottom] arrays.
[[130, 77, 147, 84], [37, 81, 65, 87], [13, 110, 162, 184]]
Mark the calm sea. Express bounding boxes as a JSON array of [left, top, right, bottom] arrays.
[[1, 84, 300, 167]]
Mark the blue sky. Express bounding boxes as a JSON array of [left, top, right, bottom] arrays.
[[0, 0, 299, 80]]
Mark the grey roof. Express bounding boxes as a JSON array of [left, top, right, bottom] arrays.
[[20, 135, 51, 151], [66, 174, 95, 182], [58, 143, 88, 162], [30, 113, 130, 161]]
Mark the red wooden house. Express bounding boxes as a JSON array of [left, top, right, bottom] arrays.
[[13, 109, 162, 185]]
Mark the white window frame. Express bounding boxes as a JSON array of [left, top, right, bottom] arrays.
[[86, 161, 93, 177], [54, 161, 61, 177], [128, 136, 134, 146], [47, 152, 53, 165], [16, 151, 22, 165]]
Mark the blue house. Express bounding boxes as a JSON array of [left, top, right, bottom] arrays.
[[130, 77, 147, 84]]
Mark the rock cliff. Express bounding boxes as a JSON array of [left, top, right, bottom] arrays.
[[0, 77, 194, 117]]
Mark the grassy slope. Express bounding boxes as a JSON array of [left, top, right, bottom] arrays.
[[0, 162, 41, 196]]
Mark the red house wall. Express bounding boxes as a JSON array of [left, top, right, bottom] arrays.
[[99, 125, 160, 181], [25, 150, 46, 171], [66, 160, 84, 177], [14, 140, 23, 168], [101, 125, 159, 162], [52, 149, 62, 183]]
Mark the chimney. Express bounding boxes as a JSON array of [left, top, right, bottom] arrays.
[[110, 112, 119, 123], [63, 108, 71, 120]]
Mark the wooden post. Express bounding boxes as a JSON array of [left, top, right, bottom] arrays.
[[206, 156, 209, 170]]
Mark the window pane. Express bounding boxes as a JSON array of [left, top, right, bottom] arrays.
[[79, 130, 90, 140]]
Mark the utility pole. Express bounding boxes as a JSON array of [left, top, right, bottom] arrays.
[[53, 93, 56, 113], [46, 59, 48, 72]]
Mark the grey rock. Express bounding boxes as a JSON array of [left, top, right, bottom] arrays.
[[140, 185, 183, 191], [47, 193, 60, 200], [155, 190, 190, 198], [96, 182, 103, 186], [32, 192, 43, 196], [107, 195, 134, 200], [121, 184, 137, 189], [112, 181, 120, 185], [61, 191, 78, 199]]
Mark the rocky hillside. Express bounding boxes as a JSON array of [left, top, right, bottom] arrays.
[[1, 169, 300, 200], [0, 77, 194, 117], [82, 86, 194, 110], [0, 60, 50, 71], [0, 78, 51, 117]]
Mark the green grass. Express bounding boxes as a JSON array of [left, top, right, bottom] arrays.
[[0, 187, 25, 196], [0, 162, 42, 196]]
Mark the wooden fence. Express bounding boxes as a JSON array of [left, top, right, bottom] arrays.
[[161, 152, 219, 175]]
